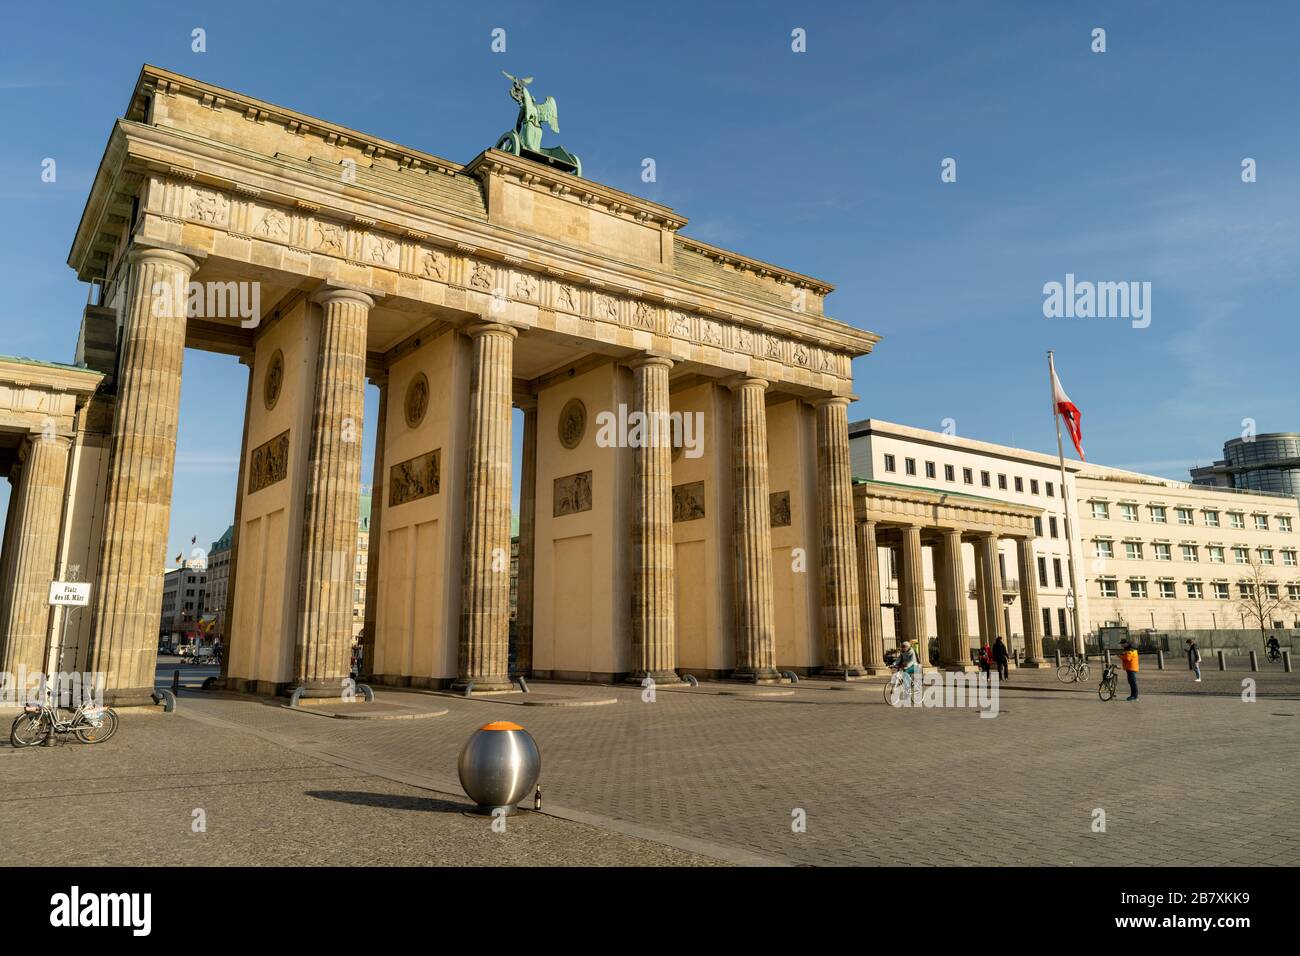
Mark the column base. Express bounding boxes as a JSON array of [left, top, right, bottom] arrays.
[[939, 661, 980, 673], [729, 667, 783, 684], [819, 665, 869, 679], [625, 670, 681, 686], [103, 687, 166, 708], [451, 676, 516, 693], [862, 663, 891, 676], [293, 678, 356, 699], [1019, 659, 1050, 669]]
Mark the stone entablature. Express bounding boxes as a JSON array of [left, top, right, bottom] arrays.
[[0, 357, 103, 436], [856, 480, 1041, 538], [71, 66, 875, 396]]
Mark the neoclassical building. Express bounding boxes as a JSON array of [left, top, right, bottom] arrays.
[[0, 65, 907, 704]]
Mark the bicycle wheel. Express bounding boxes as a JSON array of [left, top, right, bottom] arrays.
[[1056, 664, 1074, 683], [1098, 677, 1115, 702], [1076, 664, 1090, 683], [75, 708, 118, 744], [884, 674, 902, 706], [10, 711, 50, 747]]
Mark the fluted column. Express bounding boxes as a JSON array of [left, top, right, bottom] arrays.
[[898, 524, 928, 662], [359, 371, 388, 681], [855, 518, 888, 674], [815, 397, 864, 676], [514, 395, 538, 676], [455, 322, 517, 692], [89, 246, 198, 706], [976, 532, 1007, 646], [218, 354, 254, 683], [937, 529, 974, 669], [0, 432, 71, 677], [294, 287, 371, 697], [0, 456, 28, 657], [730, 378, 778, 682], [629, 355, 678, 683], [1016, 536, 1047, 666]]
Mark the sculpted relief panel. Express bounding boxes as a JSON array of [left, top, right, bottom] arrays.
[[248, 430, 290, 495], [554, 471, 592, 517], [389, 450, 440, 507]]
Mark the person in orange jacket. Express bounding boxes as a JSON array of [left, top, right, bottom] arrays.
[[1119, 639, 1140, 701]]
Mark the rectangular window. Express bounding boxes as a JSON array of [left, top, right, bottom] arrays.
[[1091, 501, 1109, 519], [1176, 508, 1194, 526], [1153, 543, 1171, 561], [1030, 479, 1040, 495], [1158, 581, 1176, 599], [884, 454, 896, 473], [1120, 503, 1138, 522], [1049, 516, 1059, 538], [1034, 516, 1043, 536], [1255, 514, 1269, 531], [1259, 548, 1274, 565], [1209, 546, 1225, 564], [1129, 580, 1148, 599], [1037, 556, 1048, 589], [1046, 481, 1055, 497], [1265, 584, 1279, 600], [1099, 579, 1118, 598], [1014, 477, 1024, 493], [1283, 550, 1297, 567], [1228, 512, 1245, 529], [1213, 582, 1230, 600], [981, 470, 991, 487], [1233, 547, 1249, 565], [963, 468, 974, 485], [1150, 506, 1167, 524], [925, 461, 936, 479], [997, 474, 1007, 490], [944, 464, 955, 482], [905, 457, 917, 476], [1124, 541, 1143, 560], [1280, 516, 1293, 533], [1181, 545, 1198, 562], [1186, 581, 1203, 600], [1058, 608, 1069, 638], [1053, 558, 1063, 589], [1204, 510, 1220, 527], [1095, 539, 1114, 559], [1239, 583, 1255, 599], [1288, 584, 1300, 601], [1042, 608, 1053, 636]]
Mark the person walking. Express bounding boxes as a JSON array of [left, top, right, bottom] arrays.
[[1119, 639, 1140, 701], [1186, 638, 1202, 682], [992, 636, 1010, 680]]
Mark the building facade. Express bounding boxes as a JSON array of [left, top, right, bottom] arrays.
[[1191, 432, 1300, 498], [206, 524, 233, 640], [159, 562, 207, 641]]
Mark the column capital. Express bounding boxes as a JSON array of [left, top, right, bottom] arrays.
[[312, 285, 376, 310], [627, 351, 674, 371], [724, 374, 769, 392], [464, 320, 520, 340], [26, 430, 73, 449], [126, 244, 202, 273], [812, 393, 856, 409]]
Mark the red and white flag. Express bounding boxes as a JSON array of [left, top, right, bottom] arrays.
[[1050, 355, 1085, 461]]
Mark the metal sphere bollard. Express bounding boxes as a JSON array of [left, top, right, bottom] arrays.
[[458, 720, 541, 815]]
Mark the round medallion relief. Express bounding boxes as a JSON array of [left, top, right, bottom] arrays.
[[558, 398, 587, 450], [405, 373, 430, 429], [263, 349, 284, 411]]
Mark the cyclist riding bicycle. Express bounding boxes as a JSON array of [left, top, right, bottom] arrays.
[[896, 640, 918, 686]]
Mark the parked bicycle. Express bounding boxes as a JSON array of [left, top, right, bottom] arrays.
[[1098, 663, 1120, 702], [9, 696, 119, 747], [1057, 655, 1091, 684], [883, 664, 922, 707]]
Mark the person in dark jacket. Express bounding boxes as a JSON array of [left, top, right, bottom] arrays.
[[992, 636, 1010, 680], [1186, 639, 1201, 682], [978, 644, 992, 681]]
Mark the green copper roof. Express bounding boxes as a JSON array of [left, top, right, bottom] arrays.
[[210, 524, 234, 553], [359, 493, 372, 531]]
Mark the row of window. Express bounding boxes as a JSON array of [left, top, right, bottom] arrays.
[[1099, 579, 1300, 601], [1094, 540, 1298, 566], [1090, 501, 1293, 532], [881, 454, 1058, 497]]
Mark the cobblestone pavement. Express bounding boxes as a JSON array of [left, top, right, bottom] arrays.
[[0, 708, 721, 867], [4, 666, 1296, 867]]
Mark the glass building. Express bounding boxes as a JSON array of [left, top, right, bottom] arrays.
[[1191, 433, 1300, 496]]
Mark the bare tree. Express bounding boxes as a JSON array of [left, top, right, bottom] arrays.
[[1234, 557, 1297, 649]]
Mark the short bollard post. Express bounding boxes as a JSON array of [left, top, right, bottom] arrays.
[[458, 721, 542, 816], [1284, 651, 1293, 674], [1217, 650, 1226, 671], [1156, 650, 1165, 670], [1249, 650, 1259, 672], [1054, 649, 1061, 667], [172, 670, 180, 693], [1103, 648, 1111, 665]]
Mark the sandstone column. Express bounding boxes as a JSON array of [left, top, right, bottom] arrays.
[[937, 529, 973, 669], [730, 378, 778, 682], [976, 533, 1007, 647], [0, 432, 71, 677], [898, 524, 928, 661], [514, 395, 538, 676], [629, 355, 678, 683], [294, 288, 372, 698], [359, 371, 388, 681], [455, 322, 517, 692], [0, 455, 28, 662], [815, 397, 864, 676], [218, 354, 254, 683], [1016, 535, 1046, 667], [855, 518, 888, 674], [89, 246, 197, 706]]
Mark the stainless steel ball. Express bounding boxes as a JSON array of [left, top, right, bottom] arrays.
[[457, 721, 541, 815]]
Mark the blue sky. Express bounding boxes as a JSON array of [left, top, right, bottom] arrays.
[[2, 0, 1298, 564]]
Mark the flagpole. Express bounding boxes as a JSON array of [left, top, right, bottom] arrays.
[[1048, 350, 1086, 656]]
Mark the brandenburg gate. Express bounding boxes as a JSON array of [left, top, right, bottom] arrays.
[[2, 65, 893, 705]]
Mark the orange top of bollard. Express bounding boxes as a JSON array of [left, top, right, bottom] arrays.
[[480, 720, 524, 731]]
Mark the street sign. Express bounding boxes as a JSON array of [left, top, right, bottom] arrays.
[[1066, 589, 1076, 610], [48, 581, 91, 606]]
